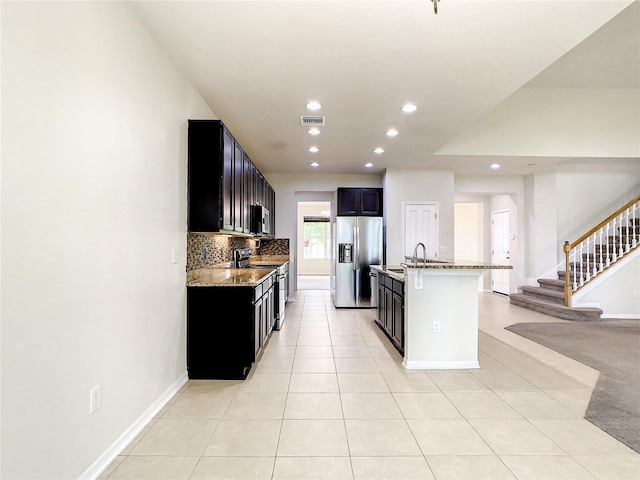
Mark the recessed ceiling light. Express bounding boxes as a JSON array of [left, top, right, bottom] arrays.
[[527, 163, 536, 167], [308, 128, 320, 136], [306, 101, 322, 111], [364, 163, 373, 168], [308, 146, 319, 153], [310, 162, 319, 167], [373, 147, 384, 154], [402, 103, 417, 113], [386, 128, 398, 137], [490, 163, 501, 170]]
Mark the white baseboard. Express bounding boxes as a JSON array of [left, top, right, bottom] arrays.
[[601, 314, 640, 319], [79, 372, 189, 480], [402, 360, 480, 369]]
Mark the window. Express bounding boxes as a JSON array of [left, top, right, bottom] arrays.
[[303, 216, 330, 259]]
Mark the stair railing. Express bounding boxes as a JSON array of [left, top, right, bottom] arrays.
[[563, 195, 640, 306]]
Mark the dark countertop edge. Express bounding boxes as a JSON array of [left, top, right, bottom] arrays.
[[371, 265, 405, 282]]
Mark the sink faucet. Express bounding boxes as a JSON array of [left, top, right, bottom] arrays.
[[413, 242, 426, 265]]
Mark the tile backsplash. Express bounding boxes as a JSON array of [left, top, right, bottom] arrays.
[[187, 234, 289, 271]]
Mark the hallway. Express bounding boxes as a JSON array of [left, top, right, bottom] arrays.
[[99, 293, 639, 479]]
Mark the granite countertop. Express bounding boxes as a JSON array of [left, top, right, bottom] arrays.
[[187, 256, 289, 287], [401, 258, 513, 269], [372, 259, 511, 280]]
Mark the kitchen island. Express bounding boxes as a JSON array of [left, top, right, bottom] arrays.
[[372, 260, 511, 370]]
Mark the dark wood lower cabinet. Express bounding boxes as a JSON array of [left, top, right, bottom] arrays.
[[187, 275, 276, 380], [375, 271, 404, 354]]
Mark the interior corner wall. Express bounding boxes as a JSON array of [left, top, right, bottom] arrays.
[[523, 173, 559, 283], [384, 169, 455, 265], [455, 175, 526, 291], [1, 3, 215, 478]]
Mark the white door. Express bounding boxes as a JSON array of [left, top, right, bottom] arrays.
[[403, 202, 439, 260], [491, 210, 510, 295]]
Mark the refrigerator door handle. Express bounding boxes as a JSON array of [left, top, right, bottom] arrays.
[[353, 226, 358, 270]]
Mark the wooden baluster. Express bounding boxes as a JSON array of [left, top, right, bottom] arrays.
[[598, 227, 604, 272], [633, 204, 638, 248], [606, 223, 611, 267], [578, 241, 584, 286], [563, 241, 571, 306], [625, 208, 631, 253], [619, 212, 625, 257]]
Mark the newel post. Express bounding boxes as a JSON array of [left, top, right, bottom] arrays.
[[563, 241, 571, 307]]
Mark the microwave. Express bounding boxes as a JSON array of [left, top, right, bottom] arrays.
[[250, 205, 270, 235]]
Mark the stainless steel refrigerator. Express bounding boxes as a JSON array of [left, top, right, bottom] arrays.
[[332, 216, 383, 308]]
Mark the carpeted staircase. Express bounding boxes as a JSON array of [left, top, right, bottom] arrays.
[[510, 216, 640, 322]]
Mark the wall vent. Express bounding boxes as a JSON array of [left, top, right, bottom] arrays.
[[300, 116, 325, 127]]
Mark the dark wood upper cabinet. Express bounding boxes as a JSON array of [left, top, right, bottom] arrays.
[[188, 119, 275, 237], [337, 187, 383, 216]]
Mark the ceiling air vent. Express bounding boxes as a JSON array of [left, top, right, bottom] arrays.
[[301, 116, 325, 127]]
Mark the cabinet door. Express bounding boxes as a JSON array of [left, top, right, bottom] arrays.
[[384, 287, 393, 336], [242, 152, 252, 234], [254, 297, 262, 359], [392, 292, 404, 350], [377, 283, 385, 327], [337, 188, 359, 216], [233, 142, 244, 233], [360, 188, 383, 216], [222, 128, 234, 231]]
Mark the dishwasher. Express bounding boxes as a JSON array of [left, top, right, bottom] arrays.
[[369, 270, 378, 308]]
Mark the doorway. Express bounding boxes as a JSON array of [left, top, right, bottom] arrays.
[[297, 201, 331, 290], [491, 210, 510, 295]]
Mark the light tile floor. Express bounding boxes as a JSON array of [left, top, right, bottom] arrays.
[[100, 291, 640, 480]]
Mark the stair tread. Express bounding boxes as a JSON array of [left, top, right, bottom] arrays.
[[509, 293, 602, 321], [537, 278, 565, 287], [521, 285, 564, 298]]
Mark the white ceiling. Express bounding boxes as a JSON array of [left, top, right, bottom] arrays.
[[130, 0, 640, 176]]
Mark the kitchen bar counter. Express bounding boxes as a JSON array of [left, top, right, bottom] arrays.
[[372, 260, 512, 370]]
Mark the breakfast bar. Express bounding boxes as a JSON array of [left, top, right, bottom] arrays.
[[372, 260, 512, 370]]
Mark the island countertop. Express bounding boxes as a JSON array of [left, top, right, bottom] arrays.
[[372, 260, 511, 279], [401, 259, 513, 269]]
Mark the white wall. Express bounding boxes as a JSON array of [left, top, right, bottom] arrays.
[[555, 160, 640, 251], [573, 252, 640, 318], [1, 3, 215, 478], [383, 169, 455, 265], [523, 173, 559, 282], [439, 88, 640, 158]]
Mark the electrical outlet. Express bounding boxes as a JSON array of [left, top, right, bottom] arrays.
[[171, 248, 179, 264], [90, 385, 101, 414], [433, 321, 441, 333], [634, 290, 639, 299]]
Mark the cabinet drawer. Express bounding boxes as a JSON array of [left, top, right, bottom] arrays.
[[392, 279, 404, 295], [379, 273, 391, 288]]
